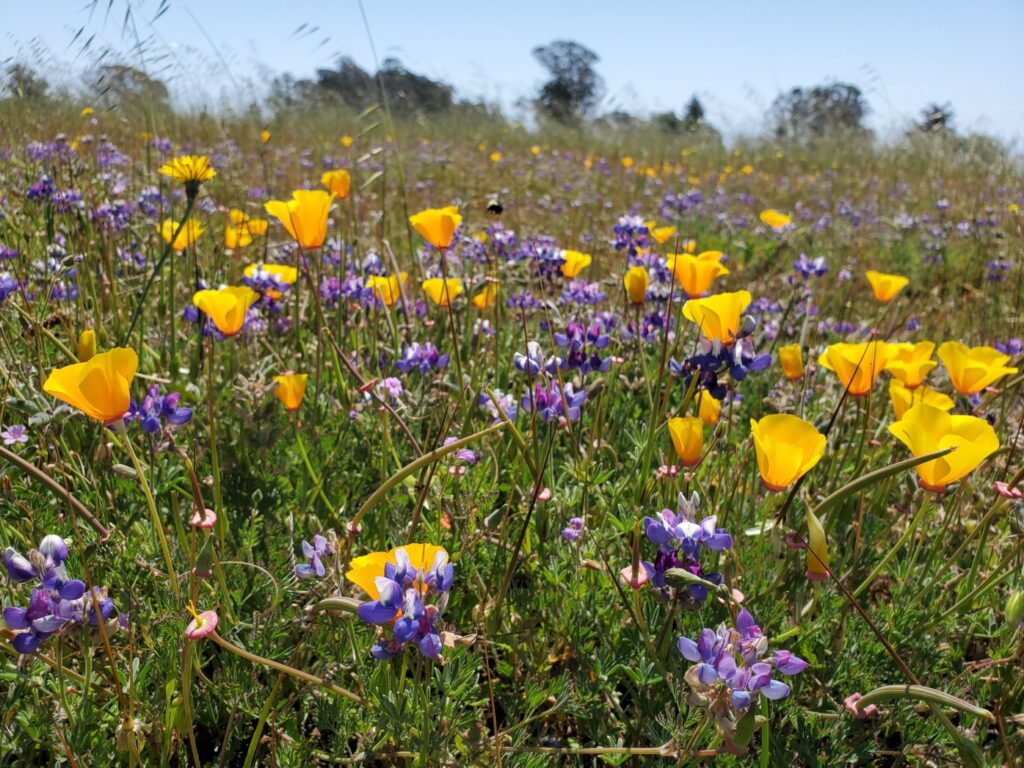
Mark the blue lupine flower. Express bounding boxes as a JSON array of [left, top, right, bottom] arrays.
[[641, 492, 731, 603], [295, 534, 333, 579], [125, 384, 193, 436], [2, 535, 118, 653], [478, 389, 517, 422], [395, 342, 449, 374], [521, 380, 586, 423], [793, 253, 828, 278], [677, 608, 807, 746], [349, 545, 454, 661]]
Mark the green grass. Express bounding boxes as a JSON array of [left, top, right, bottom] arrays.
[[0, 98, 1022, 766]]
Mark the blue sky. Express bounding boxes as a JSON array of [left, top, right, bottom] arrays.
[[2, 0, 1022, 140]]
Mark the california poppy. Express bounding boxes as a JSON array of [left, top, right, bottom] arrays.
[[273, 373, 308, 412], [888, 403, 999, 492], [265, 190, 334, 250], [750, 414, 826, 492], [192, 286, 259, 337], [422, 278, 463, 307], [682, 290, 752, 346], [409, 207, 462, 250], [43, 347, 138, 424]]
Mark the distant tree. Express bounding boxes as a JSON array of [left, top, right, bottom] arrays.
[[532, 40, 604, 124], [917, 102, 955, 134], [2, 64, 49, 101], [652, 111, 682, 133], [312, 56, 454, 114], [90, 64, 169, 109], [682, 95, 705, 127], [769, 81, 869, 140]]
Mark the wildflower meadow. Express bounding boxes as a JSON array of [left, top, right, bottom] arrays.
[[1, 26, 1024, 767]]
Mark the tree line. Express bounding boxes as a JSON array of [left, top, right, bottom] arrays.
[[1, 40, 965, 141]]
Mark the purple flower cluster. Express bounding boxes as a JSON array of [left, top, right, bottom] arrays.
[[551, 322, 612, 374], [678, 608, 807, 747], [793, 253, 828, 279], [613, 214, 650, 257], [395, 341, 449, 374], [521, 380, 586, 423], [356, 547, 454, 660], [3, 535, 117, 653], [561, 517, 585, 542], [126, 384, 193, 435], [670, 329, 771, 400], [295, 534, 334, 579], [641, 492, 731, 603]]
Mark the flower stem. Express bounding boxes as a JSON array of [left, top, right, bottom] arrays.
[[208, 631, 363, 703], [117, 424, 181, 601]]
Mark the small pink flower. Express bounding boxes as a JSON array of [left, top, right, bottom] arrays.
[[190, 507, 217, 529], [619, 563, 650, 589], [844, 693, 877, 719], [185, 609, 219, 640], [536, 487, 552, 502], [995, 481, 1023, 500]]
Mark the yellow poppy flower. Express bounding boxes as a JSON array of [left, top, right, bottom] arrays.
[[159, 219, 204, 251], [698, 390, 721, 425], [530, 145, 541, 156], [321, 169, 352, 199], [623, 266, 649, 304], [273, 373, 308, 412], [265, 190, 334, 250], [885, 341, 937, 389], [157, 155, 216, 186], [646, 223, 677, 245], [192, 286, 259, 337], [365, 273, 408, 307], [888, 379, 954, 420], [560, 250, 592, 278], [471, 282, 499, 309], [750, 413, 826, 492], [339, 135, 354, 148], [759, 209, 792, 229], [668, 416, 703, 467], [224, 210, 269, 249], [77, 329, 96, 362], [667, 252, 730, 297], [621, 156, 634, 169], [937, 341, 1018, 395], [43, 347, 138, 424], [80, 107, 94, 117], [409, 206, 462, 250], [243, 262, 298, 286], [888, 403, 999, 492], [346, 543, 448, 600], [260, 129, 271, 144], [682, 290, 752, 346], [422, 277, 463, 307], [818, 341, 890, 397], [778, 344, 804, 381], [865, 270, 909, 302]]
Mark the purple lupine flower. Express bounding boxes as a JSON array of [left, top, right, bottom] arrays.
[[520, 380, 586, 423], [354, 546, 454, 661], [1, 424, 28, 445], [561, 517, 585, 542], [125, 385, 192, 437], [641, 492, 731, 604], [513, 341, 548, 376], [395, 342, 449, 374], [678, 608, 807, 748], [295, 535, 333, 579], [793, 253, 828, 278], [478, 389, 517, 422], [2, 535, 119, 653]]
